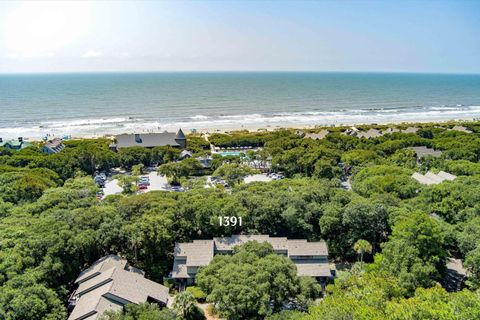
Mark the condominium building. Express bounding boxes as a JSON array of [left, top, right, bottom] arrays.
[[170, 235, 335, 287], [68, 255, 169, 320]]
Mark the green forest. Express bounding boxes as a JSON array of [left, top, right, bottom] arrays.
[[1, 121, 480, 319]]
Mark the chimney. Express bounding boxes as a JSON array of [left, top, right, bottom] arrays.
[[18, 137, 23, 142], [134, 134, 142, 143]]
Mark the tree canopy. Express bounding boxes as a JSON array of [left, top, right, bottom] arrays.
[[196, 241, 321, 319], [1, 121, 480, 319]]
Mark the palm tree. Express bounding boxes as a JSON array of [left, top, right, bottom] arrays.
[[353, 239, 372, 263], [173, 290, 196, 319]]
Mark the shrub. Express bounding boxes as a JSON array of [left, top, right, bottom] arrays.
[[186, 286, 207, 302]]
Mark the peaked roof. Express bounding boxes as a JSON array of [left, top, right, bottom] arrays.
[[437, 171, 457, 181], [411, 170, 457, 185], [75, 254, 130, 284], [174, 240, 214, 267], [43, 138, 65, 153], [383, 127, 400, 134], [296, 262, 332, 277], [172, 235, 331, 278], [0, 139, 32, 149], [115, 132, 180, 148], [69, 285, 123, 320], [69, 255, 169, 320], [176, 129, 186, 140], [402, 126, 419, 133], [410, 146, 443, 158], [304, 130, 329, 140], [179, 150, 193, 158], [287, 240, 328, 256], [357, 128, 383, 139], [450, 125, 472, 133]]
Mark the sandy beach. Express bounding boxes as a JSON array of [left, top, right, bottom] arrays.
[[2, 72, 480, 141], [10, 116, 475, 142]]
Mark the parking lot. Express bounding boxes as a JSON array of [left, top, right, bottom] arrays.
[[139, 172, 169, 192], [101, 171, 176, 197]]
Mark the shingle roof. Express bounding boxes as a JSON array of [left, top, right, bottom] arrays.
[[212, 235, 328, 255], [295, 261, 332, 277], [171, 259, 191, 278], [69, 285, 120, 320], [76, 267, 117, 296], [425, 171, 446, 184], [213, 235, 271, 250], [288, 241, 328, 256], [450, 125, 472, 133], [268, 237, 289, 251], [116, 133, 179, 148], [410, 146, 443, 158], [75, 254, 128, 284], [437, 171, 457, 181], [383, 128, 400, 134], [175, 240, 214, 266], [107, 268, 169, 304], [357, 128, 383, 139], [69, 255, 169, 320], [171, 235, 332, 279], [304, 130, 329, 140], [43, 138, 65, 153], [342, 127, 358, 136], [412, 171, 457, 185], [412, 172, 437, 185], [402, 127, 419, 133]]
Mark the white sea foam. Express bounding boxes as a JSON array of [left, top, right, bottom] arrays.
[[38, 117, 134, 129], [190, 115, 210, 120], [2, 72, 479, 139], [1, 105, 479, 139]]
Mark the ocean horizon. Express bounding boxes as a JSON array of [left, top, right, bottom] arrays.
[[1, 71, 480, 139]]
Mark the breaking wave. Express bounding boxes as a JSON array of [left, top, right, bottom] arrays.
[[1, 104, 479, 139]]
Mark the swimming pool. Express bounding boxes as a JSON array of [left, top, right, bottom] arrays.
[[217, 151, 242, 157]]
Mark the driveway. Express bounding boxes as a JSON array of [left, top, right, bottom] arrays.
[[145, 172, 169, 192], [103, 179, 123, 196]]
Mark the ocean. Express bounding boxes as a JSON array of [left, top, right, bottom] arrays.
[[1, 72, 480, 139]]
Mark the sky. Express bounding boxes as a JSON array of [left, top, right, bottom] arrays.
[[0, 0, 479, 74]]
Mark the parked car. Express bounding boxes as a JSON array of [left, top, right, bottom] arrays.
[[268, 172, 285, 180], [138, 176, 150, 185], [94, 172, 107, 186], [170, 186, 184, 192]]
